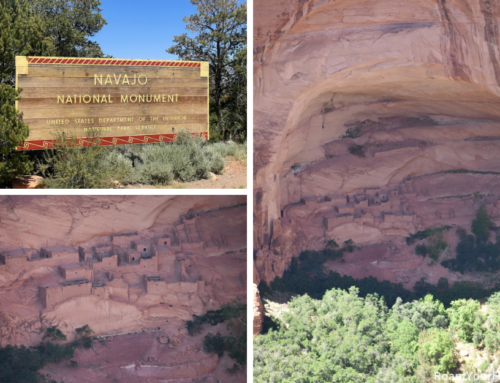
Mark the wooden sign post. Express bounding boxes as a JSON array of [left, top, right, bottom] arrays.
[[15, 56, 209, 150]]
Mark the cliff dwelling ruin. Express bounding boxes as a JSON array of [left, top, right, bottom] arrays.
[[254, 0, 500, 292], [0, 195, 247, 383]]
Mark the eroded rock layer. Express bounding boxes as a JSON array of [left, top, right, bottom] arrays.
[[0, 196, 246, 382], [254, 0, 500, 284]]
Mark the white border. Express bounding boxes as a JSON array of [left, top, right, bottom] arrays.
[[1, 0, 254, 381], [247, 0, 254, 380]]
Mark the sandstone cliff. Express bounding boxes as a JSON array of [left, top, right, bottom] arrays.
[[0, 196, 247, 382], [253, 283, 264, 335], [254, 0, 500, 285]]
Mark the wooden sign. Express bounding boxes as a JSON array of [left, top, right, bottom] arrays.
[[15, 56, 209, 150]]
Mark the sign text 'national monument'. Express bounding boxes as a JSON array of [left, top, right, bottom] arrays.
[[15, 56, 209, 150]]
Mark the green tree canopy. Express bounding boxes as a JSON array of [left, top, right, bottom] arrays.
[[30, 0, 107, 57], [0, 0, 54, 84], [388, 294, 448, 332], [42, 326, 67, 341], [255, 287, 391, 383], [441, 206, 500, 273], [0, 0, 53, 184], [212, 45, 246, 142], [447, 299, 484, 344], [0, 83, 33, 183], [0, 325, 92, 383], [0, 0, 108, 185], [186, 301, 246, 370], [166, 0, 247, 141], [417, 328, 457, 374], [471, 204, 494, 242], [254, 285, 500, 382]]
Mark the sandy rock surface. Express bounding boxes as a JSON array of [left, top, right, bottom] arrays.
[[0, 196, 247, 382], [254, 0, 500, 286], [253, 284, 264, 335]]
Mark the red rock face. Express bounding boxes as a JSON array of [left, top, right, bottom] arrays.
[[0, 196, 246, 381], [254, 0, 500, 284], [253, 283, 264, 335]]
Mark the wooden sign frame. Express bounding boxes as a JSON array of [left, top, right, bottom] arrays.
[[15, 56, 209, 150]]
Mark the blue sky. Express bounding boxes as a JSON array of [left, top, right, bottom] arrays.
[[94, 0, 198, 60]]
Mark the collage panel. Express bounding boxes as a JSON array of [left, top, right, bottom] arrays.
[[1, 2, 250, 383], [253, 0, 500, 382], [1, 1, 251, 383], [1, 0, 246, 190], [0, 195, 247, 382]]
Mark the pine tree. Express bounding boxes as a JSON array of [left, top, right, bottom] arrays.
[[166, 0, 247, 141], [31, 0, 108, 58], [0, 0, 54, 184], [0, 0, 53, 84], [471, 204, 493, 242], [0, 84, 32, 182]]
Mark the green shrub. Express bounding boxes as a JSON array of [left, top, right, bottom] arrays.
[[42, 326, 66, 341], [387, 319, 419, 376], [447, 299, 484, 344], [343, 239, 355, 252], [0, 84, 33, 185], [418, 328, 457, 374], [0, 344, 47, 383], [223, 333, 246, 366], [343, 126, 361, 139], [75, 325, 93, 337], [37, 130, 241, 187], [203, 145, 225, 174], [481, 292, 500, 353], [348, 144, 366, 157], [326, 239, 339, 248], [409, 226, 449, 261], [38, 131, 129, 189], [132, 159, 173, 185], [255, 287, 390, 382], [186, 301, 245, 336], [128, 132, 212, 183], [74, 324, 94, 349], [415, 244, 427, 256], [0, 325, 94, 383], [437, 277, 449, 290], [203, 332, 225, 356], [486, 292, 500, 326], [474, 191, 486, 200], [427, 242, 448, 261], [442, 207, 500, 273], [100, 150, 133, 183], [484, 327, 500, 353], [388, 294, 448, 332], [254, 285, 500, 382], [186, 301, 246, 368], [472, 204, 494, 242], [406, 230, 428, 245]]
